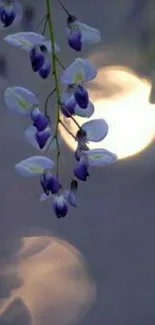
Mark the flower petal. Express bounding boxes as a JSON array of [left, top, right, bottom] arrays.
[[31, 106, 49, 131], [15, 156, 55, 177], [74, 85, 89, 108], [4, 32, 46, 51], [74, 157, 89, 181], [35, 129, 51, 149], [24, 125, 58, 152], [52, 194, 68, 218], [74, 100, 94, 118], [65, 190, 77, 207], [40, 172, 60, 195], [68, 29, 82, 51], [4, 86, 38, 115], [83, 149, 117, 167], [60, 58, 97, 85], [0, 0, 23, 28], [81, 119, 109, 142], [77, 22, 101, 44], [13, 0, 23, 24], [38, 60, 51, 79], [40, 192, 51, 202], [61, 95, 76, 117]]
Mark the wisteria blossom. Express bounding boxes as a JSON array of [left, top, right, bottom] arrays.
[[60, 58, 97, 109], [4, 32, 60, 78], [0, 0, 23, 28], [61, 87, 94, 118], [3, 0, 117, 219], [66, 14, 101, 51]]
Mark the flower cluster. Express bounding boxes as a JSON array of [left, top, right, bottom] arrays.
[[3, 0, 117, 218]]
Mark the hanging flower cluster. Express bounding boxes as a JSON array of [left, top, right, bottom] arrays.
[[3, 0, 117, 218]]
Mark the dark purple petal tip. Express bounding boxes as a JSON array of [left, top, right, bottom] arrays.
[[61, 96, 76, 117], [31, 108, 49, 132], [74, 85, 89, 108], [40, 173, 61, 195], [74, 160, 89, 181], [52, 195, 68, 218], [68, 30, 82, 51], [39, 60, 51, 79], [35, 130, 51, 149], [29, 46, 45, 72], [0, 6, 15, 27]]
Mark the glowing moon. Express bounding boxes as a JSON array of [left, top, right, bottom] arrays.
[[59, 66, 155, 159]]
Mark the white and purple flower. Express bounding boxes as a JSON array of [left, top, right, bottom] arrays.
[[52, 192, 68, 218], [4, 32, 60, 78], [0, 0, 22, 28], [66, 14, 101, 51], [60, 58, 97, 110]]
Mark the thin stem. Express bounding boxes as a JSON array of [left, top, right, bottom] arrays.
[[42, 17, 48, 35], [43, 135, 55, 155], [56, 0, 70, 15], [55, 56, 65, 69], [59, 119, 76, 139], [35, 15, 47, 32], [36, 72, 53, 96], [46, 0, 61, 178], [44, 88, 56, 117]]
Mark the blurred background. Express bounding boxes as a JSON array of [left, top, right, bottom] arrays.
[[1, 0, 155, 325]]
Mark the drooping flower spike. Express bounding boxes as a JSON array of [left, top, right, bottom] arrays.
[[3, 0, 118, 219], [0, 0, 23, 28], [66, 14, 101, 51]]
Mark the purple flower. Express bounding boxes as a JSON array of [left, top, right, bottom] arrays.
[[0, 0, 22, 28], [74, 85, 89, 108], [76, 128, 87, 144], [31, 107, 49, 132], [68, 29, 82, 51], [65, 179, 78, 207], [29, 44, 46, 72], [74, 157, 89, 181], [0, 5, 15, 27], [38, 59, 51, 79], [66, 14, 101, 52], [40, 172, 61, 195], [75, 143, 89, 161], [52, 193, 68, 218], [61, 95, 76, 117], [35, 129, 51, 149]]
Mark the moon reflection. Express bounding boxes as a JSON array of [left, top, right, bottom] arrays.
[[0, 235, 96, 325]]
